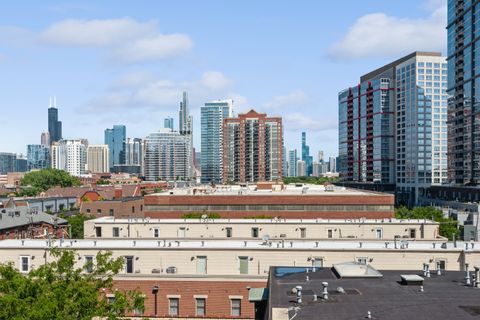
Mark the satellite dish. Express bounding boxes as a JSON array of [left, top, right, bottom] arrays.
[[201, 214, 207, 220], [262, 234, 270, 242]]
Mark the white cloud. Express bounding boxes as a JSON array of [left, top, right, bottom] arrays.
[[263, 90, 308, 110], [80, 70, 235, 114], [284, 113, 337, 132], [200, 71, 232, 91], [328, 3, 446, 60], [39, 18, 193, 63]]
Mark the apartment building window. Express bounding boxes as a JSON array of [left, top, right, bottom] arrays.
[[196, 256, 207, 274], [226, 227, 233, 238], [109, 209, 114, 216], [327, 229, 333, 239], [84, 256, 94, 273], [125, 256, 134, 274], [239, 256, 249, 274], [169, 298, 179, 316], [97, 209, 102, 214], [409, 228, 417, 238], [251, 227, 259, 238], [312, 257, 324, 268], [132, 206, 135, 213], [95, 226, 102, 237], [436, 259, 446, 270], [231, 299, 241, 316], [196, 298, 206, 316], [112, 227, 120, 238], [106, 294, 115, 304], [20, 256, 30, 273], [357, 257, 368, 265], [300, 228, 306, 238], [153, 228, 160, 238], [375, 228, 383, 239], [86, 208, 91, 213]]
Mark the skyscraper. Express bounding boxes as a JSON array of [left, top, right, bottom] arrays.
[[200, 99, 234, 184], [48, 97, 62, 144], [301, 132, 313, 176], [296, 160, 306, 177], [41, 131, 50, 146], [27, 145, 50, 171], [51, 139, 87, 176], [328, 156, 337, 173], [164, 117, 174, 131], [87, 145, 109, 173], [288, 149, 298, 177], [179, 91, 192, 136], [338, 51, 447, 205], [447, 1, 478, 185], [223, 109, 283, 183], [104, 125, 126, 171], [144, 128, 192, 181], [0, 153, 17, 174]]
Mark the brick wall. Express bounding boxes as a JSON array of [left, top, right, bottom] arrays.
[[80, 198, 144, 218], [113, 279, 265, 319]]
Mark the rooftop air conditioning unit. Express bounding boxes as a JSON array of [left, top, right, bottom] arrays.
[[166, 266, 177, 274]]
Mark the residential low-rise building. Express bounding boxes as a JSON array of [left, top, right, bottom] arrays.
[[0, 207, 68, 240], [84, 217, 440, 241], [144, 184, 394, 219]]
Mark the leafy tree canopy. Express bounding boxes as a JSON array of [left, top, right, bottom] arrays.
[[20, 169, 81, 195], [59, 213, 95, 239], [395, 206, 460, 240], [0, 249, 144, 320], [96, 178, 111, 185], [283, 176, 338, 185], [182, 212, 221, 219]]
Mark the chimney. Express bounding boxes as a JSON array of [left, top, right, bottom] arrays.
[[114, 185, 122, 199]]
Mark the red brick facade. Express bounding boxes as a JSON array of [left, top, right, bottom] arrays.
[[80, 198, 145, 218], [113, 279, 265, 319], [0, 223, 69, 240]]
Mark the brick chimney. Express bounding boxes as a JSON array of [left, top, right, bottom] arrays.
[[114, 185, 123, 199]]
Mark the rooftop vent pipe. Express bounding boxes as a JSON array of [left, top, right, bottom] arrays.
[[475, 266, 480, 288], [322, 282, 329, 300], [296, 285, 302, 304], [466, 263, 471, 285]]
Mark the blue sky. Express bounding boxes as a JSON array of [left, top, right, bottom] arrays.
[[0, 0, 446, 159]]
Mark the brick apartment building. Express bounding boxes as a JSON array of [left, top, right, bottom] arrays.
[[143, 184, 394, 219]]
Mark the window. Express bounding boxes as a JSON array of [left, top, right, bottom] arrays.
[[153, 228, 160, 238], [95, 226, 102, 237], [312, 257, 324, 269], [375, 228, 383, 239], [86, 209, 91, 213], [436, 259, 446, 270], [251, 227, 259, 238], [112, 227, 120, 238], [109, 209, 114, 216], [300, 228, 306, 238], [327, 229, 333, 239], [20, 256, 29, 273], [125, 256, 134, 274], [196, 256, 207, 274], [196, 298, 206, 316], [43, 227, 49, 236], [97, 209, 102, 213], [107, 294, 115, 304], [231, 299, 241, 316], [169, 298, 179, 316], [239, 256, 249, 274], [132, 206, 135, 213], [409, 228, 417, 238], [357, 257, 367, 265], [85, 256, 94, 273], [226, 227, 232, 238]]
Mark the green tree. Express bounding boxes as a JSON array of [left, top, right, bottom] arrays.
[[283, 176, 338, 185], [0, 249, 144, 320], [60, 214, 95, 239], [96, 178, 111, 185], [20, 169, 81, 196], [182, 212, 221, 219], [395, 206, 460, 240]]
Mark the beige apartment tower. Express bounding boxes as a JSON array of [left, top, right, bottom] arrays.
[[87, 145, 109, 173]]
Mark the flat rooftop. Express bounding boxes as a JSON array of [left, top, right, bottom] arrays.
[[90, 216, 438, 225], [268, 265, 480, 320], [0, 239, 474, 251], [148, 184, 388, 197]]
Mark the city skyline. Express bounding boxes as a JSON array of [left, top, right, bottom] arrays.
[[0, 0, 446, 157]]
